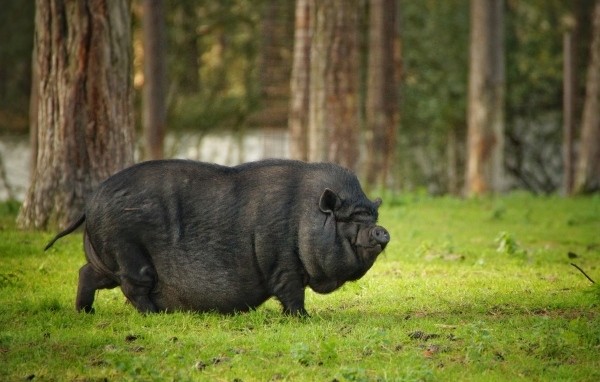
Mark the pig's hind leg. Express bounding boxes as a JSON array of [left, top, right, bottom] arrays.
[[76, 263, 118, 313], [77, 232, 118, 313], [115, 243, 160, 313]]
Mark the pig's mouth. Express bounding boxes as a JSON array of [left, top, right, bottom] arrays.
[[353, 243, 385, 268], [355, 242, 386, 251]]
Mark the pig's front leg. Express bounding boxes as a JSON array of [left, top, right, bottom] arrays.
[[272, 272, 309, 317]]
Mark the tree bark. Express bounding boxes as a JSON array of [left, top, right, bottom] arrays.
[[142, 0, 167, 160], [28, 39, 39, 179], [307, 0, 329, 163], [365, 0, 400, 188], [18, 0, 134, 230], [465, 0, 505, 196], [308, 0, 360, 170], [447, 129, 460, 195], [247, 1, 294, 129], [178, 0, 200, 94], [289, 0, 311, 161], [574, 0, 600, 193], [563, 27, 576, 196]]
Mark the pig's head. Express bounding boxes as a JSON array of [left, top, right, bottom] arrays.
[[299, 188, 390, 294]]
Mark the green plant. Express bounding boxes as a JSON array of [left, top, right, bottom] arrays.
[[495, 231, 522, 256]]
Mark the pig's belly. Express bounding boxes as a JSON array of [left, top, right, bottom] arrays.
[[150, 273, 271, 313], [145, 245, 272, 313]]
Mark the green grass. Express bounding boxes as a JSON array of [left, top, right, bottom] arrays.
[[1, 193, 599, 381]]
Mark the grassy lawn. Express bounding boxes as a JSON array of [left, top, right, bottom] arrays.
[[1, 194, 599, 381]]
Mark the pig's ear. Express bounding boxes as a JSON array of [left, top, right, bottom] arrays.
[[319, 188, 342, 214], [374, 198, 382, 208]]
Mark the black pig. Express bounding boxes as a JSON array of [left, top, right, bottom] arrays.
[[45, 159, 390, 315]]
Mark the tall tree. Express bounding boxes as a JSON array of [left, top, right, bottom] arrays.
[[465, 0, 505, 196], [400, 1, 469, 194], [173, 0, 200, 94], [574, 0, 600, 193], [365, 0, 400, 188], [253, 0, 294, 129], [307, 0, 360, 170], [29, 40, 38, 179], [0, 2, 34, 132], [18, 0, 134, 229], [289, 0, 311, 161], [562, 12, 578, 195], [142, 0, 167, 160], [307, 0, 327, 163]]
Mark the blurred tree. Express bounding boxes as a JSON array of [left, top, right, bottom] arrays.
[[562, 7, 579, 195], [365, 0, 401, 188], [0, 2, 34, 133], [289, 0, 311, 161], [170, 0, 200, 94], [307, 0, 360, 170], [306, 0, 329, 163], [503, 0, 587, 194], [164, 0, 263, 133], [465, 0, 505, 196], [29, 39, 39, 178], [574, 0, 600, 193], [18, 0, 135, 229], [252, 0, 294, 128], [400, 1, 589, 195], [399, 1, 469, 194], [142, 0, 167, 160]]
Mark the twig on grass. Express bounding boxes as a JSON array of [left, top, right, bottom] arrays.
[[571, 263, 596, 284]]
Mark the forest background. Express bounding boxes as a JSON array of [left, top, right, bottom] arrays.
[[0, 0, 599, 230]]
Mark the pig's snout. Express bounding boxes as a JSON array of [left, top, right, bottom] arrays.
[[371, 226, 390, 246]]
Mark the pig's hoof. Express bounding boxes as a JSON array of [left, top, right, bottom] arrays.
[[284, 307, 310, 318], [77, 305, 95, 314]]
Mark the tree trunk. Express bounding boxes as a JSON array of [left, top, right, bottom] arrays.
[[563, 2, 584, 196], [574, 0, 600, 193], [142, 0, 167, 160], [465, 0, 505, 196], [178, 0, 200, 94], [289, 0, 311, 161], [563, 30, 576, 195], [18, 0, 134, 230], [308, 0, 360, 170], [252, 1, 294, 129], [307, 0, 328, 163], [365, 0, 400, 188], [29, 39, 38, 180], [447, 129, 459, 195]]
